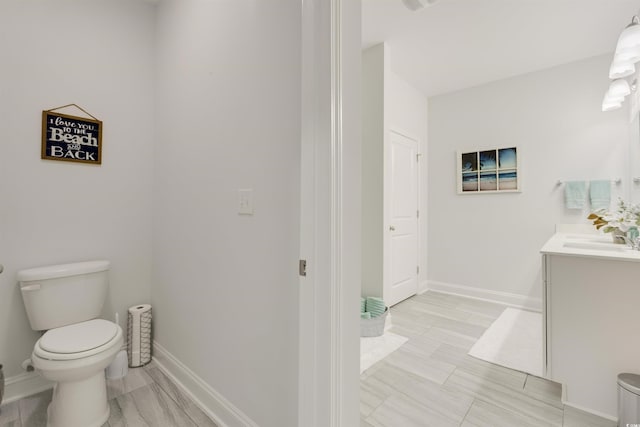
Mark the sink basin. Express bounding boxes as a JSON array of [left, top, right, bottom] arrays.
[[563, 234, 601, 239], [563, 241, 630, 252], [562, 234, 613, 244], [541, 231, 640, 260]]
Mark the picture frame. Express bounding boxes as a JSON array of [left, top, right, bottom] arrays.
[[457, 146, 520, 194], [42, 110, 103, 165]]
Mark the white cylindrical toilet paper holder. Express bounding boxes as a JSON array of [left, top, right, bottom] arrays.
[[127, 304, 152, 367]]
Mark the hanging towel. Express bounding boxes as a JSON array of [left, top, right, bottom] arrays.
[[589, 180, 611, 211], [564, 181, 587, 209]]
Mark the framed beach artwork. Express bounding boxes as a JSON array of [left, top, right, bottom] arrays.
[[457, 147, 520, 194]]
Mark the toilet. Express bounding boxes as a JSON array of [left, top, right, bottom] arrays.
[[17, 260, 123, 427]]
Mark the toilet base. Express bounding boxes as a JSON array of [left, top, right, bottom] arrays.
[[46, 371, 110, 427]]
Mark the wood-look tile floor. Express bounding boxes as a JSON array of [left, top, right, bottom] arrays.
[[361, 291, 617, 427], [0, 362, 218, 427], [0, 292, 619, 427]]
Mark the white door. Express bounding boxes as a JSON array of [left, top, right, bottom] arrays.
[[386, 131, 419, 306]]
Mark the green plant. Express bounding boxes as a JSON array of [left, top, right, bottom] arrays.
[[588, 198, 640, 233]]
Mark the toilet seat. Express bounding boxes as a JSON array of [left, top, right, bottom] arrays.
[[34, 319, 121, 361]]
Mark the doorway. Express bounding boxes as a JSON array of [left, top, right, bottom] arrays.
[[386, 130, 420, 306]]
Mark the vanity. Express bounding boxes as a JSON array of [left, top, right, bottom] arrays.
[[541, 230, 640, 419]]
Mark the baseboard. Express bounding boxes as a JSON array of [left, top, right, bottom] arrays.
[[384, 311, 393, 331], [152, 341, 259, 427], [562, 399, 617, 422], [426, 280, 542, 312], [418, 280, 429, 295], [559, 380, 617, 421], [3, 371, 53, 405]]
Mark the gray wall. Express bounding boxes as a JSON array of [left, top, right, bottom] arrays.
[[427, 54, 630, 307], [0, 0, 155, 378], [152, 1, 301, 426]]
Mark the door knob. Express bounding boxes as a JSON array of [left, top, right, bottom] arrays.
[[0, 264, 3, 274], [389, 226, 396, 231]]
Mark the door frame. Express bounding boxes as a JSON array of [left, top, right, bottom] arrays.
[[299, 0, 360, 426]]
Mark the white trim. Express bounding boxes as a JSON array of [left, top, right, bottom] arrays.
[[298, 0, 329, 424], [152, 341, 258, 427], [299, 0, 359, 425], [329, 0, 343, 425], [299, 0, 354, 425], [562, 393, 618, 422], [3, 371, 53, 405], [426, 280, 542, 312], [418, 280, 430, 294]]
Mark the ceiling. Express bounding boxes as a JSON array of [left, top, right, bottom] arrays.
[[362, 0, 640, 97]]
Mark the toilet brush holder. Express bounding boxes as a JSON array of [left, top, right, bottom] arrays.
[[106, 350, 128, 380]]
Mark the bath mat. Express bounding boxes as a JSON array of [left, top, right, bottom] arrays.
[[468, 307, 543, 376], [360, 332, 408, 374]]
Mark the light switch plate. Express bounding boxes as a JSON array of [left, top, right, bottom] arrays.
[[238, 189, 253, 215]]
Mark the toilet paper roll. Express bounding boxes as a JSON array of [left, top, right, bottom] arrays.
[[127, 304, 152, 368]]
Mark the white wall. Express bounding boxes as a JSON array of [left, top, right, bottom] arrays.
[[362, 43, 428, 300], [361, 44, 386, 298], [427, 54, 630, 308], [152, 1, 300, 426], [0, 0, 155, 378], [629, 116, 640, 204]]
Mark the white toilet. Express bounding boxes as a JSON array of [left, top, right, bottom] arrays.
[[17, 260, 123, 427]]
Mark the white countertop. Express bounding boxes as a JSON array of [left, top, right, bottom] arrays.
[[541, 232, 640, 262]]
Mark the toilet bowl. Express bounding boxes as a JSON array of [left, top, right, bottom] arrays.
[[32, 319, 123, 427], [17, 260, 122, 427]]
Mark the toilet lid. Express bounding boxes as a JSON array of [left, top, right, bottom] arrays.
[[40, 319, 118, 354]]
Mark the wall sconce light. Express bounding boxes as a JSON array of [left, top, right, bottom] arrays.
[[603, 79, 636, 112], [604, 15, 640, 111], [602, 97, 623, 112], [616, 16, 640, 56], [610, 78, 632, 97], [610, 58, 636, 79]]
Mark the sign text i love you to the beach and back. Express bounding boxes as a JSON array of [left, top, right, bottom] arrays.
[[41, 105, 103, 165]]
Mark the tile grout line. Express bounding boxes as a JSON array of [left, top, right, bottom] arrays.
[[458, 397, 476, 426], [364, 364, 455, 417], [514, 375, 566, 410], [370, 292, 610, 426], [145, 367, 217, 427], [18, 400, 24, 427], [454, 365, 565, 413]]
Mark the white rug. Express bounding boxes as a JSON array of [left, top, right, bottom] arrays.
[[468, 307, 543, 377], [360, 332, 408, 374]]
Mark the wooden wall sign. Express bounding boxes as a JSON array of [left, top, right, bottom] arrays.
[[42, 105, 103, 165]]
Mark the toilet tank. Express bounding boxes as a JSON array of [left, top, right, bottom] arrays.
[[17, 260, 110, 331]]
